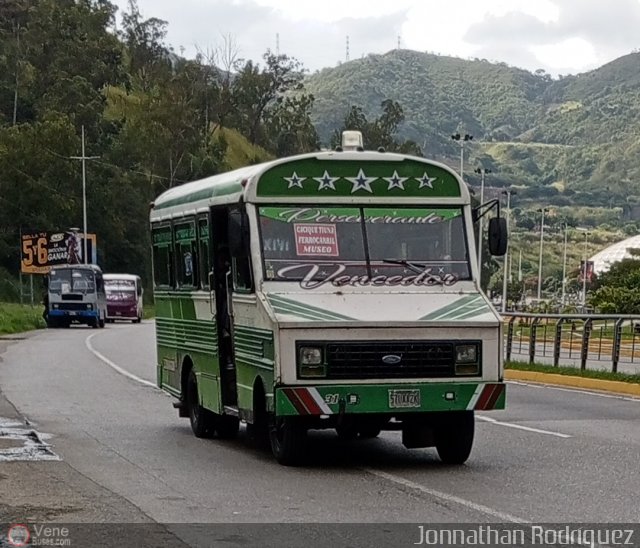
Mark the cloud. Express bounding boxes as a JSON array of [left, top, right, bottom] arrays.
[[463, 0, 640, 74], [114, 0, 409, 72]]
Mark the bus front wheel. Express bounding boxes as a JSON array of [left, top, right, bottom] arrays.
[[434, 411, 475, 465], [186, 370, 216, 438], [269, 416, 306, 466]]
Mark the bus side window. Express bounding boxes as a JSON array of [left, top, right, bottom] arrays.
[[230, 209, 254, 293], [198, 217, 211, 289], [152, 224, 174, 288], [232, 256, 253, 292], [96, 274, 104, 294], [174, 221, 197, 288]]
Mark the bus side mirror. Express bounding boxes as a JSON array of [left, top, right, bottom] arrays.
[[488, 217, 508, 256], [228, 209, 249, 257]]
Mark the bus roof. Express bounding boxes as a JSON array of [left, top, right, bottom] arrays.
[[103, 274, 140, 281], [50, 264, 102, 273], [150, 150, 468, 222]]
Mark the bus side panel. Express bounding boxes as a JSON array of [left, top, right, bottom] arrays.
[[234, 325, 275, 416], [180, 292, 221, 413], [156, 292, 221, 410], [155, 292, 179, 392]]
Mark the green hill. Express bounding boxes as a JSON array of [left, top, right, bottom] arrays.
[[305, 49, 640, 214]]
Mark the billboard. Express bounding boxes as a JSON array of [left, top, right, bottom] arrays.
[[20, 230, 97, 274]]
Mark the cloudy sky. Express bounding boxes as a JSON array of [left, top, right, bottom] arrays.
[[111, 0, 640, 76]]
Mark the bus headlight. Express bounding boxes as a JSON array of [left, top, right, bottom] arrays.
[[298, 346, 326, 378], [86, 303, 93, 310], [299, 346, 322, 365], [455, 344, 480, 375]]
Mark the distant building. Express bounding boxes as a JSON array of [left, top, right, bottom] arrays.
[[591, 234, 640, 274]]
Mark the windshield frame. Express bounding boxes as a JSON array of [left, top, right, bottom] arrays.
[[257, 204, 472, 288]]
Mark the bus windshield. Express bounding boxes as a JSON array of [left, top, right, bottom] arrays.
[[105, 279, 136, 302], [49, 268, 96, 294], [259, 206, 470, 287]]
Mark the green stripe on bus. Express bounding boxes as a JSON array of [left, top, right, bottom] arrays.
[[267, 295, 356, 321]]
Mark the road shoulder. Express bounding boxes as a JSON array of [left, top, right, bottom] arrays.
[[505, 369, 640, 397]]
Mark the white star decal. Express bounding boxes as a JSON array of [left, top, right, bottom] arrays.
[[284, 172, 306, 189], [384, 170, 408, 191], [346, 169, 376, 194], [417, 172, 437, 189], [313, 170, 339, 191]]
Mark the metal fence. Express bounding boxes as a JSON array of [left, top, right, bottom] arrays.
[[502, 313, 640, 374]]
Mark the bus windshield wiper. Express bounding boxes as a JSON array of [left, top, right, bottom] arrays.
[[381, 259, 429, 275]]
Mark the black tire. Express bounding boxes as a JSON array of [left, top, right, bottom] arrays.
[[186, 369, 216, 438], [99, 315, 105, 328], [46, 317, 57, 328], [335, 424, 359, 440], [216, 415, 239, 439], [269, 416, 306, 466], [247, 384, 269, 449], [358, 426, 382, 439], [435, 411, 475, 465], [92, 317, 99, 329], [134, 316, 142, 324]]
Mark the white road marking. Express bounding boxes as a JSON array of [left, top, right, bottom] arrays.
[[477, 415, 572, 438], [508, 380, 640, 402], [364, 468, 529, 523], [85, 333, 157, 388]]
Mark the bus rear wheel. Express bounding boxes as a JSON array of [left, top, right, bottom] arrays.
[[435, 411, 474, 465], [269, 416, 306, 466], [186, 369, 216, 438]]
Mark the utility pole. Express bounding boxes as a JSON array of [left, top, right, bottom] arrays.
[[69, 126, 99, 264], [473, 166, 490, 286], [451, 133, 473, 180], [561, 222, 568, 306], [501, 189, 516, 313], [578, 228, 591, 308], [537, 207, 547, 301]]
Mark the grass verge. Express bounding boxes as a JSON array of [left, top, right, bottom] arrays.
[[143, 304, 155, 319], [507, 360, 640, 384], [0, 303, 45, 335]]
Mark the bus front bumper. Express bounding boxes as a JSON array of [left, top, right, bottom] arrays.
[[275, 382, 505, 416], [49, 309, 99, 320]]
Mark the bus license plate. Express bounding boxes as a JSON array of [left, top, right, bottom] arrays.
[[388, 389, 421, 408]]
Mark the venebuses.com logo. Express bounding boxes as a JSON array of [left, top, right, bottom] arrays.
[[7, 524, 31, 547]]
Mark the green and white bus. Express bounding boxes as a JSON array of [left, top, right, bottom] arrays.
[[149, 131, 508, 465]]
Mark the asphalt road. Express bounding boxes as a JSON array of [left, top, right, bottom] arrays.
[[1, 322, 639, 545]]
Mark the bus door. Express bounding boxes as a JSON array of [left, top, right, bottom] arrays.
[[210, 206, 237, 406]]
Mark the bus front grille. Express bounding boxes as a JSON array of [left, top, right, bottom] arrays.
[[54, 303, 88, 311], [326, 341, 455, 379]]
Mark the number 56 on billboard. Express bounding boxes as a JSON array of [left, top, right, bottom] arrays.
[[20, 230, 97, 274]]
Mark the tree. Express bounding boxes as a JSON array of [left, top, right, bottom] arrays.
[[232, 51, 307, 148], [331, 99, 422, 154], [590, 255, 640, 313]]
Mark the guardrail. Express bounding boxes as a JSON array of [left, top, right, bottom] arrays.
[[502, 312, 640, 373]]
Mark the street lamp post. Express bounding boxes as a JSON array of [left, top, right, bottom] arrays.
[[69, 125, 99, 264], [537, 207, 547, 301], [578, 229, 591, 307], [561, 222, 568, 306], [473, 167, 490, 286], [451, 133, 473, 179], [501, 189, 516, 312]]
